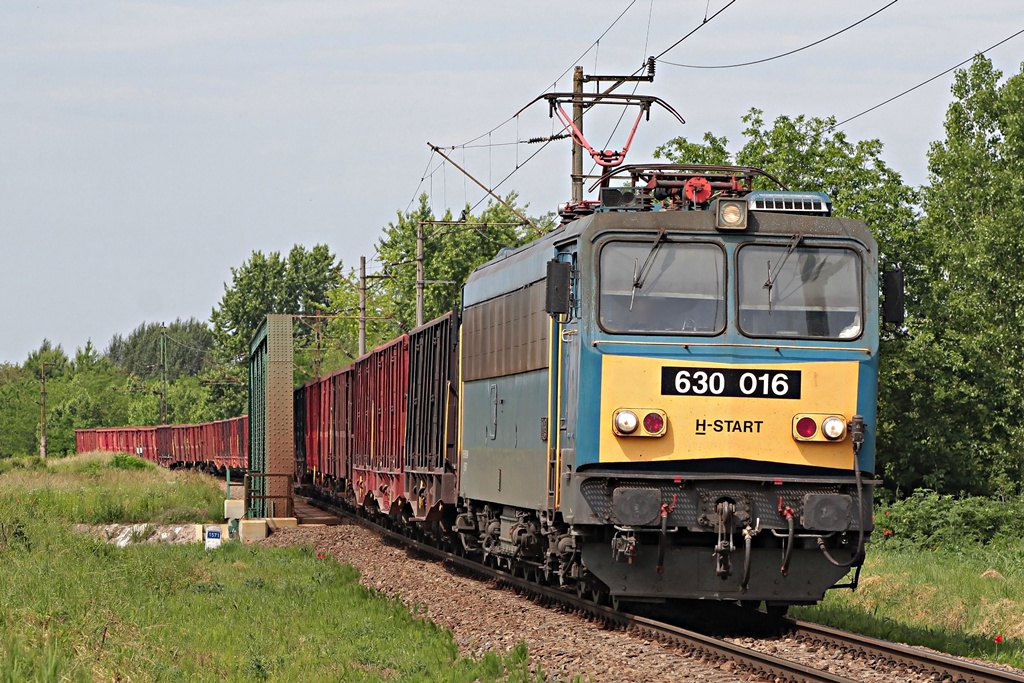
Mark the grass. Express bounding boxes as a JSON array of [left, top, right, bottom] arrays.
[[0, 453, 543, 682], [9, 452, 1023, 677], [793, 543, 1024, 668]]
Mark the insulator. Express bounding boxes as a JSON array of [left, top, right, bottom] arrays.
[[647, 56, 656, 79]]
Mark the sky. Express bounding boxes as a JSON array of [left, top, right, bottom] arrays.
[[1, 0, 1022, 364]]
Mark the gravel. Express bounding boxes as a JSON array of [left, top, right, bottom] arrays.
[[261, 523, 1018, 682]]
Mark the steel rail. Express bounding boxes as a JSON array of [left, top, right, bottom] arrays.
[[787, 619, 1024, 683]]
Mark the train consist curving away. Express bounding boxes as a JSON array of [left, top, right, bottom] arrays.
[[78, 162, 903, 614], [75, 416, 248, 471]]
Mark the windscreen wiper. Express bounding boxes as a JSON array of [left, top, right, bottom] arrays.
[[764, 232, 803, 314], [631, 228, 667, 311]]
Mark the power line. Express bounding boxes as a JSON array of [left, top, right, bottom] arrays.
[[455, 0, 642, 151], [403, 2, 648, 215], [830, 26, 1024, 130], [585, 1, 736, 176], [659, 0, 899, 70], [652, 0, 738, 62]]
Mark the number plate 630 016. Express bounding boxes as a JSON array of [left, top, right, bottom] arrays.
[[660, 367, 802, 399]]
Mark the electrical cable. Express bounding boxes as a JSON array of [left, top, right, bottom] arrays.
[[404, 151, 437, 214], [652, 0, 738, 62], [455, 0, 640, 150], [402, 1, 645, 216], [830, 26, 1024, 129], [467, 137, 556, 214], [659, 0, 899, 69]]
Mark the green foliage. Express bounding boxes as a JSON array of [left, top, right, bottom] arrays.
[[881, 55, 1024, 495], [108, 453, 151, 471], [105, 318, 214, 382], [209, 243, 340, 399], [653, 130, 732, 166], [0, 364, 39, 458], [875, 490, 1024, 551], [210, 244, 340, 362], [333, 194, 548, 352], [0, 459, 544, 681]]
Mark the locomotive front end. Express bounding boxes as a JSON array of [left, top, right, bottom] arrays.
[[558, 169, 889, 609]]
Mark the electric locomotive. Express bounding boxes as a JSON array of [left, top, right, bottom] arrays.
[[454, 163, 900, 611]]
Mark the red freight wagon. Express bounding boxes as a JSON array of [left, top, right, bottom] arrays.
[[296, 367, 352, 491], [74, 426, 159, 462], [76, 416, 248, 472], [351, 335, 409, 515]]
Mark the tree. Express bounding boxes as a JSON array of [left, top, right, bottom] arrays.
[[0, 363, 37, 457], [210, 244, 340, 362], [369, 194, 544, 321], [208, 244, 340, 406], [884, 56, 1024, 495], [105, 318, 214, 382]]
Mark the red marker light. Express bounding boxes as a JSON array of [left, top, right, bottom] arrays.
[[796, 417, 817, 438], [643, 412, 665, 433]]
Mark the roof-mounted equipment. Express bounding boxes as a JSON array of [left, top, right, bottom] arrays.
[[747, 191, 832, 216], [517, 93, 685, 170], [714, 197, 748, 230]]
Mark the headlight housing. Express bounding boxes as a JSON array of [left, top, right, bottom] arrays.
[[714, 198, 748, 230], [821, 416, 846, 440], [792, 413, 848, 442], [614, 410, 639, 435], [613, 409, 667, 437]]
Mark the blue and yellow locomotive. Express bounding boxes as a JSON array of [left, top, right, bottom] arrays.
[[454, 164, 900, 611]]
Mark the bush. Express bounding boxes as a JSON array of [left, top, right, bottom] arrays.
[[108, 453, 152, 471], [876, 489, 1024, 550]]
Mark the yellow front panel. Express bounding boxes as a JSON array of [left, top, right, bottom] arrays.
[[599, 355, 859, 469]]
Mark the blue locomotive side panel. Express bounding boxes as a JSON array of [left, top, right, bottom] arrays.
[[461, 370, 549, 509]]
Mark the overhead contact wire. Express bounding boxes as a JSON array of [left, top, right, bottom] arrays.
[[652, 0, 738, 62], [830, 26, 1024, 129], [455, 0, 639, 150], [660, 0, 899, 69]]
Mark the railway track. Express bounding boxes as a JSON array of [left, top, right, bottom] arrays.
[[302, 495, 1024, 683], [782, 619, 1024, 683]]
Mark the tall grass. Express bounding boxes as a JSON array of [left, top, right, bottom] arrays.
[[0, 452, 223, 525], [0, 453, 542, 682], [794, 492, 1024, 669]]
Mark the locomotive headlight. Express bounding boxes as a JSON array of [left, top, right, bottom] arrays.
[[613, 410, 639, 435], [821, 416, 846, 440], [793, 413, 848, 442], [715, 198, 748, 230]]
